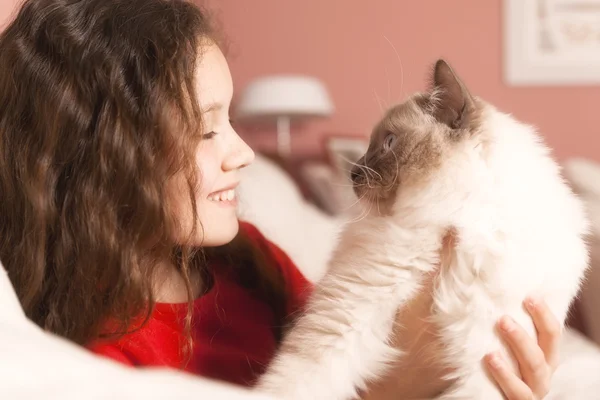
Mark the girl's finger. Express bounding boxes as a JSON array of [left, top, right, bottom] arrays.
[[486, 352, 534, 400], [524, 297, 561, 371], [498, 315, 550, 396]]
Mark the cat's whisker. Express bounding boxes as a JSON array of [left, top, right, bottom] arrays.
[[362, 164, 383, 182], [349, 159, 383, 182], [357, 198, 374, 223], [337, 166, 377, 186], [335, 154, 383, 182], [348, 202, 368, 223], [346, 195, 371, 223], [342, 190, 368, 213], [330, 181, 357, 188], [362, 168, 383, 185], [347, 208, 364, 224], [353, 163, 382, 186], [342, 193, 366, 212], [359, 163, 383, 183], [356, 165, 376, 190], [384, 66, 391, 108], [345, 211, 363, 224], [356, 168, 371, 189], [383, 34, 405, 102], [348, 193, 374, 224], [335, 154, 363, 169]]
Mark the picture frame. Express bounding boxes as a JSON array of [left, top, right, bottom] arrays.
[[504, 0, 600, 86]]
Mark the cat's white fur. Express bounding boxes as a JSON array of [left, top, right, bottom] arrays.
[[255, 100, 589, 399]]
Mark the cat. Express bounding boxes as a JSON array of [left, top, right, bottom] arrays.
[[255, 60, 590, 400]]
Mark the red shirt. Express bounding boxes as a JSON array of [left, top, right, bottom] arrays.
[[88, 222, 312, 387]]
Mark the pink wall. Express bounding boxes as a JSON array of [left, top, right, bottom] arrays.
[[202, 0, 599, 162], [2, 1, 597, 162]]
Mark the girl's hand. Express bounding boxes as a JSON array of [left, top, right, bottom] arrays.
[[485, 298, 561, 400]]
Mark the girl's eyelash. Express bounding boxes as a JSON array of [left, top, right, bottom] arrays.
[[203, 119, 233, 139]]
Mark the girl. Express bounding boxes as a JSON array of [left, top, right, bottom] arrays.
[[0, 0, 561, 398]]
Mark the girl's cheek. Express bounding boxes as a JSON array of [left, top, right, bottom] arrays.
[[196, 150, 219, 196]]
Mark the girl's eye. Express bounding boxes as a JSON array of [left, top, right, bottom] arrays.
[[202, 131, 217, 139]]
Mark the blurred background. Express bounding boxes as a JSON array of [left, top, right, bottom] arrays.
[[199, 0, 599, 163], [2, 0, 597, 163]]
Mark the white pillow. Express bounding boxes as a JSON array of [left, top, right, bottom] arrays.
[[563, 158, 600, 347]]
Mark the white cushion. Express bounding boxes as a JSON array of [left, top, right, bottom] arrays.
[[564, 158, 600, 347]]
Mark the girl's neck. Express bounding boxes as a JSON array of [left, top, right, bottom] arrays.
[[152, 260, 203, 304]]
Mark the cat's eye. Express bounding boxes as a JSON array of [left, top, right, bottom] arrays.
[[383, 133, 396, 152]]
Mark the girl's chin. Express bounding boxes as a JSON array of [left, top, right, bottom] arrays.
[[195, 217, 240, 247]]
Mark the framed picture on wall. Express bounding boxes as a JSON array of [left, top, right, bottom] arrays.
[[504, 0, 600, 85]]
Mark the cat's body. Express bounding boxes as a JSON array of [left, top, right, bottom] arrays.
[[255, 60, 589, 399]]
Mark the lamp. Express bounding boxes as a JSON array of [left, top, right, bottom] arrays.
[[236, 75, 334, 156]]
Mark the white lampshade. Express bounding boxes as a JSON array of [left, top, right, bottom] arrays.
[[235, 75, 334, 156], [236, 75, 334, 119]]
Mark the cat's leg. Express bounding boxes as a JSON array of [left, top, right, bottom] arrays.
[[255, 275, 408, 400], [256, 228, 443, 400]]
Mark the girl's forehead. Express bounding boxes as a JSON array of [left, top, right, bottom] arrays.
[[196, 44, 233, 111]]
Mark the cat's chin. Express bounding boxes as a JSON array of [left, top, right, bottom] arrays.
[[354, 194, 396, 217]]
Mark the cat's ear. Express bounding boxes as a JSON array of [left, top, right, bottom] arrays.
[[431, 59, 475, 130]]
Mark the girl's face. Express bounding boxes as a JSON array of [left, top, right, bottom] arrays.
[[173, 43, 255, 247]]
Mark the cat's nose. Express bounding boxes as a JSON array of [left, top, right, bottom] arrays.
[[350, 166, 361, 182]]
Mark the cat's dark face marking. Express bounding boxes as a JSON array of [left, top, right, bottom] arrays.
[[351, 60, 481, 214]]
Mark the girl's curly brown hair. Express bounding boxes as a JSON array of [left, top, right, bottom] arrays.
[[0, 0, 286, 349]]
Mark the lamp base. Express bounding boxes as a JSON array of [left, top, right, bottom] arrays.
[[276, 116, 291, 157]]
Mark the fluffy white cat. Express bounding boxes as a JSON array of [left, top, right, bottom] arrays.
[[255, 60, 590, 399]]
